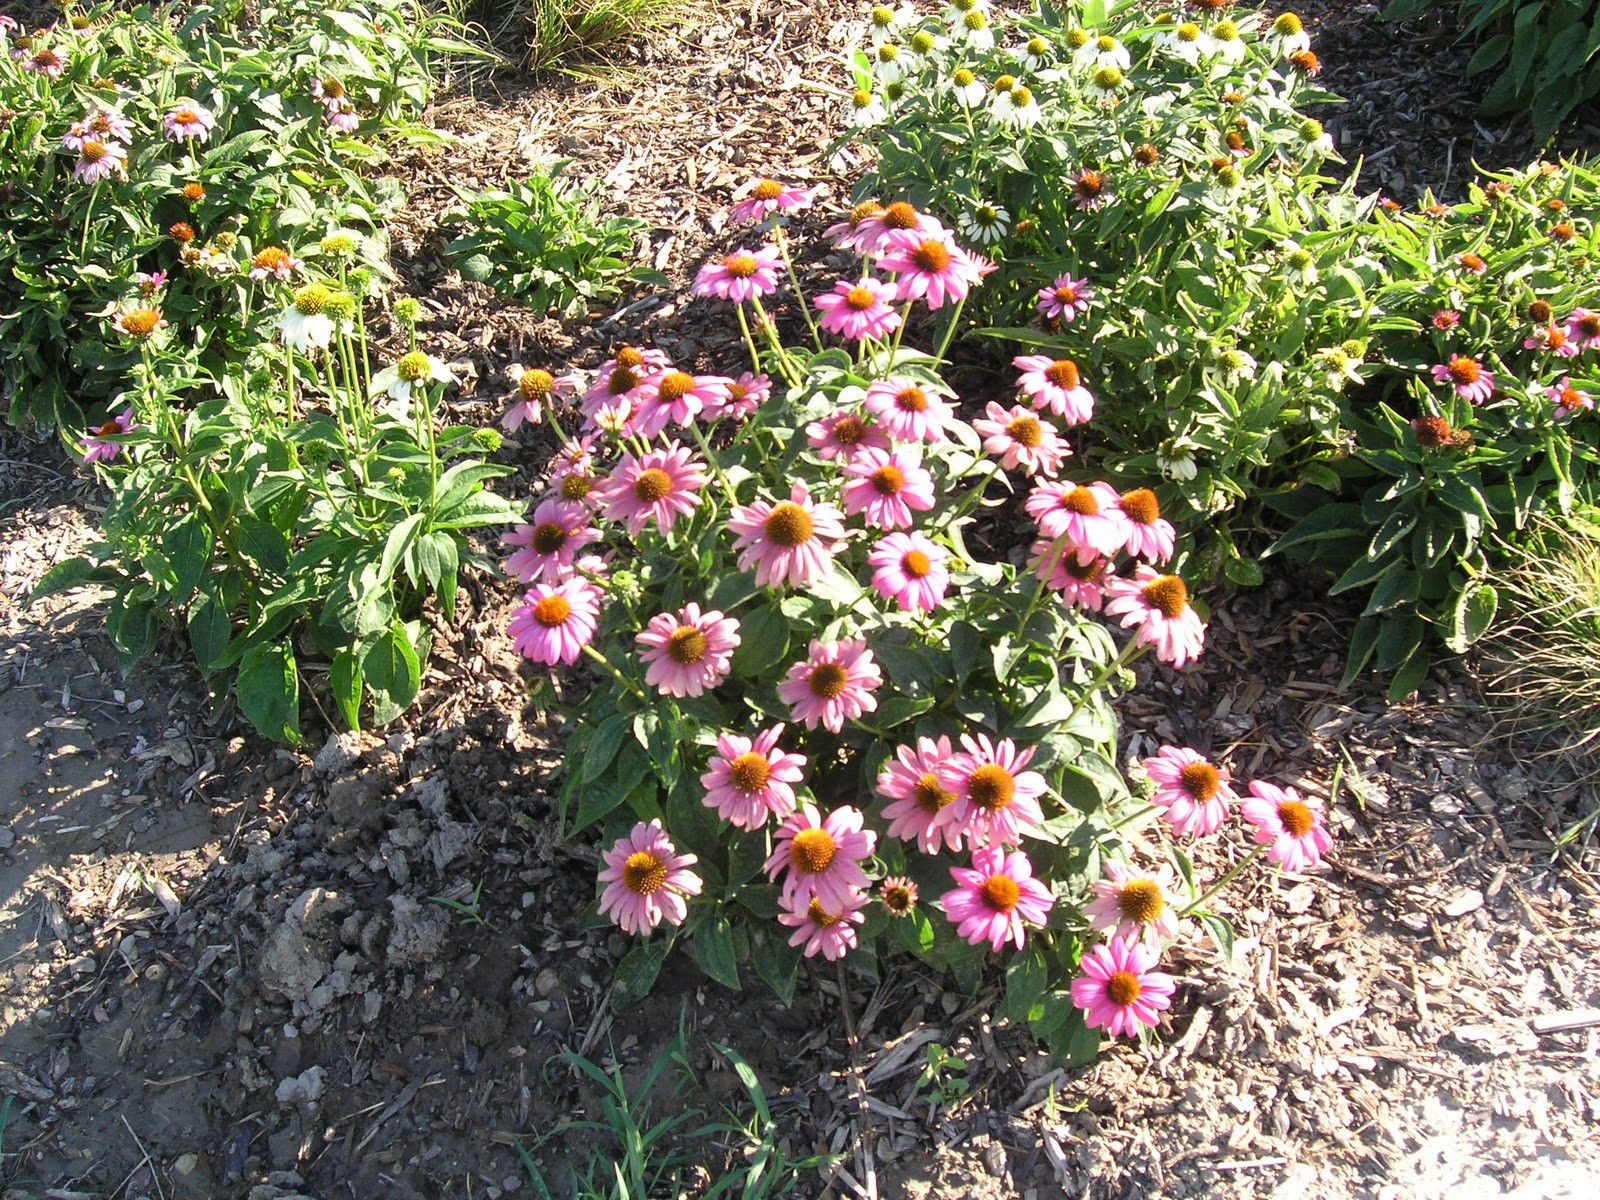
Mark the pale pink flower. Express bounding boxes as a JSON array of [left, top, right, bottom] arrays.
[[1013, 354, 1094, 424], [728, 482, 847, 588], [841, 446, 935, 530], [877, 735, 964, 854], [1142, 746, 1236, 837], [73, 138, 126, 184], [581, 347, 669, 421], [879, 876, 918, 918], [133, 271, 167, 297], [1241, 780, 1334, 872], [850, 201, 945, 256], [503, 367, 581, 432], [973, 402, 1067, 476], [631, 369, 731, 437], [941, 846, 1054, 952], [326, 101, 359, 134], [1023, 480, 1124, 554], [863, 377, 953, 443], [867, 531, 949, 612], [1431, 355, 1495, 404], [700, 725, 806, 830], [693, 246, 782, 302], [815, 276, 901, 341], [731, 179, 813, 224], [1115, 488, 1176, 563], [1563, 308, 1600, 352], [940, 734, 1047, 849], [778, 890, 867, 961], [1073, 170, 1113, 212], [163, 102, 215, 143], [247, 246, 303, 283], [1431, 309, 1460, 331], [763, 803, 876, 913], [777, 638, 881, 733], [1036, 273, 1095, 322], [1453, 251, 1488, 276], [1104, 566, 1206, 668], [597, 820, 702, 936], [62, 110, 133, 151], [507, 577, 603, 666], [82, 409, 135, 464], [876, 231, 987, 310], [595, 445, 707, 536], [23, 46, 67, 78], [711, 371, 771, 421], [635, 603, 741, 698], [1524, 325, 1579, 357], [805, 410, 891, 462], [1029, 540, 1110, 610], [1070, 938, 1176, 1038], [1548, 377, 1594, 419], [822, 201, 887, 252], [503, 498, 602, 583], [1084, 861, 1183, 950]]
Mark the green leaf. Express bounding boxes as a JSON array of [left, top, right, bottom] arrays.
[[750, 927, 800, 1005], [1386, 647, 1431, 700], [1266, 503, 1364, 556], [1363, 567, 1420, 615], [28, 557, 111, 604], [163, 513, 211, 606], [1198, 913, 1235, 965], [582, 712, 631, 784], [363, 623, 421, 726], [330, 647, 363, 731], [613, 937, 674, 1000], [728, 602, 790, 677], [1445, 583, 1498, 653], [695, 914, 742, 990], [187, 595, 230, 673], [1002, 946, 1049, 1024], [237, 643, 302, 745]]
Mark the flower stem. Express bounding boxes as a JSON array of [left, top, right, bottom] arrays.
[[735, 302, 764, 377], [1059, 636, 1146, 730], [686, 419, 738, 509], [1180, 844, 1267, 917], [773, 224, 822, 352], [933, 295, 967, 362], [581, 642, 648, 702]]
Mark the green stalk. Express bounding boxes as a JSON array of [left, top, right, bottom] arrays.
[[1058, 636, 1147, 731], [581, 643, 649, 702], [773, 223, 822, 351], [1180, 844, 1268, 917]]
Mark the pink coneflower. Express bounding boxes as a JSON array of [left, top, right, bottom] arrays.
[[693, 246, 781, 302], [163, 102, 215, 143], [1072, 170, 1112, 212], [814, 276, 902, 341], [62, 110, 133, 151], [1453, 252, 1487, 276], [1104, 566, 1206, 668], [597, 820, 702, 936], [973, 402, 1067, 477], [631, 369, 731, 437], [1070, 938, 1176, 1038], [82, 409, 135, 464], [581, 346, 669, 421], [1431, 355, 1495, 404], [1029, 540, 1110, 610], [1084, 861, 1183, 950], [850, 199, 945, 256], [805, 410, 892, 462], [1023, 480, 1124, 554], [1563, 307, 1600, 352], [778, 890, 867, 961], [507, 577, 603, 666], [764, 803, 876, 913], [711, 371, 771, 421], [133, 271, 167, 297], [1013, 354, 1095, 424], [635, 603, 741, 697], [503, 498, 602, 583], [1142, 746, 1236, 837], [73, 138, 126, 184], [863, 377, 953, 443], [877, 735, 964, 854], [940, 846, 1054, 952], [777, 638, 881, 733], [700, 725, 806, 830], [326, 102, 359, 134], [841, 446, 935, 530], [248, 246, 302, 282], [24, 46, 66, 78], [731, 179, 813, 224], [1548, 377, 1594, 419], [728, 482, 847, 588], [822, 199, 886, 252], [111, 306, 167, 341], [503, 366, 581, 432], [877, 232, 987, 311], [1036, 273, 1094, 322], [867, 531, 950, 612], [1525, 324, 1579, 357], [1431, 309, 1460, 332], [595, 445, 708, 536], [879, 876, 918, 917], [1241, 780, 1334, 871], [1116, 488, 1176, 562], [940, 734, 1047, 849]]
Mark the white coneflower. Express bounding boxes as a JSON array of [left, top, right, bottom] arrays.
[[958, 8, 995, 50], [277, 283, 336, 352], [948, 66, 986, 107], [1270, 13, 1311, 56], [1156, 436, 1200, 481], [870, 3, 918, 47], [847, 86, 888, 128], [1314, 344, 1365, 390], [1018, 35, 1051, 72], [1208, 160, 1245, 205], [1299, 118, 1334, 157], [1208, 19, 1246, 64], [906, 28, 947, 64], [957, 201, 1012, 246], [1085, 65, 1127, 105], [371, 350, 453, 408], [873, 41, 905, 85], [1281, 241, 1318, 286], [991, 83, 1041, 127], [1155, 21, 1212, 65], [1075, 33, 1130, 74], [1212, 346, 1257, 388]]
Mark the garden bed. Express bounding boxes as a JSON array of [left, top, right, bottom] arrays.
[[2, 3, 1598, 1199]]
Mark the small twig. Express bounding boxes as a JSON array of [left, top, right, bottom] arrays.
[[119, 1115, 167, 1200], [835, 959, 877, 1200]]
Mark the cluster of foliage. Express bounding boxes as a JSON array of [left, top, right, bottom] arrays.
[[840, 0, 1600, 693], [443, 161, 657, 316], [0, 0, 465, 428], [501, 182, 1335, 1060], [1384, 0, 1600, 142], [521, 0, 688, 75]]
